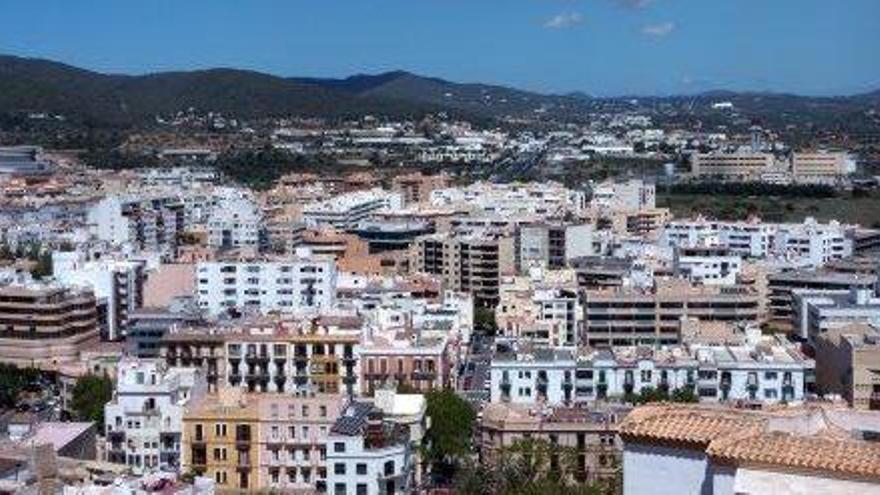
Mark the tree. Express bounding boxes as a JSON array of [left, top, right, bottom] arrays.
[[425, 389, 476, 480], [0, 364, 41, 409], [70, 374, 114, 425], [474, 306, 497, 336], [455, 438, 610, 495]]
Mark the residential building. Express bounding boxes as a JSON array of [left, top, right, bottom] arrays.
[[480, 402, 627, 486], [207, 194, 264, 250], [691, 152, 774, 178], [195, 250, 336, 316], [791, 288, 880, 340], [791, 151, 848, 180], [302, 189, 403, 230], [672, 246, 742, 286], [390, 172, 449, 207], [105, 358, 207, 472], [0, 281, 99, 367], [813, 323, 880, 410], [127, 298, 204, 358], [620, 403, 880, 495], [52, 251, 146, 341], [490, 334, 812, 406], [516, 223, 593, 271], [325, 401, 415, 495], [87, 194, 185, 254], [411, 231, 516, 307]]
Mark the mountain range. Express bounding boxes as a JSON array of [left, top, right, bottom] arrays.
[[0, 54, 877, 128]]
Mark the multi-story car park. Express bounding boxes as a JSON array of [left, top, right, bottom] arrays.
[[584, 279, 760, 347], [767, 269, 878, 331]]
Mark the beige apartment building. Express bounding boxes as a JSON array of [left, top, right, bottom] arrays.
[[391, 171, 449, 207], [691, 152, 774, 178], [411, 231, 516, 307], [480, 402, 627, 487], [791, 152, 847, 179], [182, 389, 346, 492], [813, 322, 880, 410], [161, 316, 361, 395], [585, 279, 760, 347], [0, 284, 100, 366]]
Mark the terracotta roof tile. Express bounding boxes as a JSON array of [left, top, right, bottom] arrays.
[[708, 431, 880, 479]]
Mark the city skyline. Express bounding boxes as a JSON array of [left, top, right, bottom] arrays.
[[1, 0, 878, 97]]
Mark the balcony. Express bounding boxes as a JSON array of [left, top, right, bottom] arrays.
[[411, 370, 437, 381]]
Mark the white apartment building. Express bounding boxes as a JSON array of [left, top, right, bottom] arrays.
[[207, 195, 264, 250], [196, 250, 336, 315], [52, 251, 146, 340], [672, 246, 742, 286], [772, 219, 852, 267], [325, 401, 415, 495], [429, 181, 586, 217], [490, 336, 812, 406], [302, 189, 403, 230], [87, 194, 185, 253], [791, 288, 880, 341], [662, 218, 852, 266], [105, 358, 207, 473], [589, 179, 656, 212]]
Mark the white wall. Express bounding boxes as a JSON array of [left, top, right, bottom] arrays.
[[623, 442, 714, 495]]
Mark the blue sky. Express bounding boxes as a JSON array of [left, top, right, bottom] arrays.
[[0, 0, 878, 96]]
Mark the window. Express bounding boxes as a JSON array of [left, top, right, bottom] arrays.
[[356, 484, 368, 495], [384, 460, 395, 476], [333, 442, 346, 453], [334, 463, 346, 475], [214, 423, 227, 437], [356, 463, 367, 475], [288, 426, 296, 439], [334, 483, 347, 495]]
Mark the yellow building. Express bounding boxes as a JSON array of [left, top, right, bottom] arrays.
[[182, 389, 261, 491]]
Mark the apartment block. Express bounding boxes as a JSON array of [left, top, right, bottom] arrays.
[[0, 282, 100, 366], [791, 288, 880, 341], [195, 251, 336, 316], [52, 251, 146, 341], [691, 152, 774, 178], [302, 188, 403, 230], [411, 231, 516, 307], [87, 194, 185, 254], [791, 151, 848, 180], [490, 336, 812, 406], [325, 401, 415, 495], [672, 246, 742, 286], [516, 223, 593, 271], [767, 270, 877, 329], [814, 323, 880, 410], [105, 358, 207, 472], [480, 402, 626, 486]]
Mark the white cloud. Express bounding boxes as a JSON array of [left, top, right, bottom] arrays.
[[642, 21, 676, 37], [544, 12, 583, 29], [616, 0, 653, 9]]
